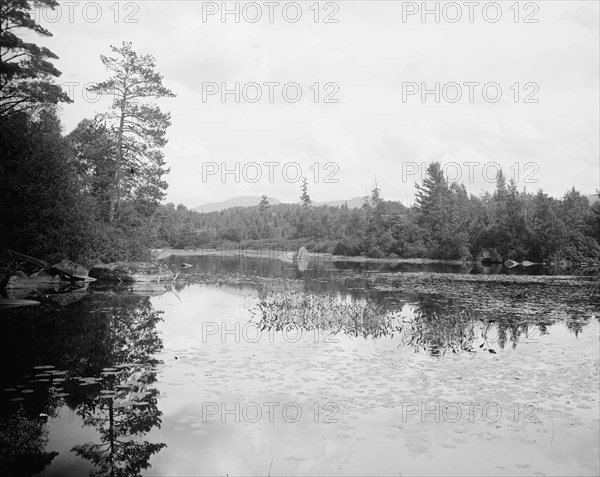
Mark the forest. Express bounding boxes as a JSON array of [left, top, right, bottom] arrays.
[[153, 172, 600, 266], [1, 0, 599, 269]]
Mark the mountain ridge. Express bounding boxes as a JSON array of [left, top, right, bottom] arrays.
[[192, 193, 598, 213], [192, 196, 366, 213]]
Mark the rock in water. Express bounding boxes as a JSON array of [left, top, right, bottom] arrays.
[[6, 270, 61, 288], [521, 260, 534, 267], [504, 259, 519, 268], [293, 247, 309, 263], [477, 248, 503, 264], [89, 261, 173, 282], [52, 260, 93, 281]]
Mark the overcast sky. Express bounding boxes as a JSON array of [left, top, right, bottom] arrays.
[[34, 0, 599, 207]]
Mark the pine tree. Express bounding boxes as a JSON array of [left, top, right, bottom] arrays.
[[259, 194, 270, 213], [415, 162, 447, 215], [89, 42, 175, 223], [0, 0, 71, 116], [300, 177, 311, 206]]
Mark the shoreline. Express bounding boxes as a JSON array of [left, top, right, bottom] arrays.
[[151, 247, 467, 265]]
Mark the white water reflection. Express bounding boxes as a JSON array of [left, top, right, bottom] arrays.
[[1, 258, 598, 476], [145, 282, 600, 476]]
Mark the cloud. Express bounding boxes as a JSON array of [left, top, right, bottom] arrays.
[[37, 1, 598, 206]]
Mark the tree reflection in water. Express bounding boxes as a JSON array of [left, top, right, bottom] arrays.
[[71, 296, 166, 477], [0, 294, 166, 477], [0, 408, 58, 476], [251, 290, 595, 358]]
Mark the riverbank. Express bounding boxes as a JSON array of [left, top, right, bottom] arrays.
[[150, 247, 466, 265]]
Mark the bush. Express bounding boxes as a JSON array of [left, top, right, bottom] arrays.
[[333, 239, 362, 256], [550, 234, 600, 267], [366, 247, 385, 258]]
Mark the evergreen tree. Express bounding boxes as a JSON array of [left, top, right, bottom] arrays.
[[0, 0, 71, 116], [415, 162, 447, 215], [89, 42, 175, 223], [259, 195, 270, 213], [300, 177, 311, 206]]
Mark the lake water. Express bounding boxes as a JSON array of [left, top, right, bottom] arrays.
[[1, 255, 599, 476]]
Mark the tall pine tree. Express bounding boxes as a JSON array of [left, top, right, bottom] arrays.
[[89, 42, 175, 223]]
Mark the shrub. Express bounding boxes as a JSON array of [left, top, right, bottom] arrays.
[[366, 247, 385, 258]]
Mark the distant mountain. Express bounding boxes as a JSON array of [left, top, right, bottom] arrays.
[[192, 196, 366, 213], [312, 197, 366, 208], [192, 196, 280, 213]]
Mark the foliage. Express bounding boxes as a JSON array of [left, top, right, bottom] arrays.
[[0, 409, 58, 477], [88, 42, 175, 223], [1, 39, 173, 265], [300, 177, 311, 206], [251, 291, 399, 340], [0, 108, 100, 264], [0, 4, 596, 269], [0, 0, 71, 116], [151, 173, 599, 267]]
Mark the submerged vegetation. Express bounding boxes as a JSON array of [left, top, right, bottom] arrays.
[[251, 291, 398, 340], [249, 278, 599, 357]]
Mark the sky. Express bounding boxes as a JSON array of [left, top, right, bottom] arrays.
[[32, 0, 599, 207]]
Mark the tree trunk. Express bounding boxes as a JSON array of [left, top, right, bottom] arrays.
[[108, 76, 128, 223]]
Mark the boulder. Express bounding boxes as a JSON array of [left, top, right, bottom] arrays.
[[477, 248, 503, 264], [387, 253, 400, 259], [278, 251, 295, 264], [29, 270, 62, 284], [293, 247, 309, 263], [89, 261, 174, 283], [6, 270, 62, 288], [52, 259, 93, 280]]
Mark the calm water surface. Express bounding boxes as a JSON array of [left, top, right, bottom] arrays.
[[1, 256, 599, 476]]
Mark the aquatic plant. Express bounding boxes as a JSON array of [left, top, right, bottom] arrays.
[[249, 289, 558, 357], [250, 291, 399, 340], [397, 309, 477, 356]]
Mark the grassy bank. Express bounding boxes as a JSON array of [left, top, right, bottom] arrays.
[[151, 247, 466, 265]]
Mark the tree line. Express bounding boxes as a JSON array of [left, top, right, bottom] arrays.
[[153, 164, 600, 267]]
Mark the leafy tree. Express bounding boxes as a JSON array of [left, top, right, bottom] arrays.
[[591, 190, 600, 243], [89, 42, 175, 223], [0, 108, 99, 264], [0, 0, 71, 116], [67, 118, 117, 222]]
